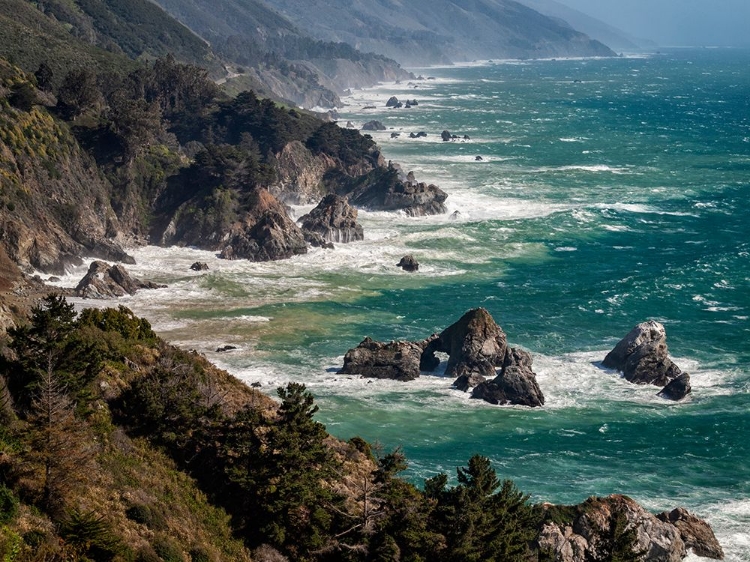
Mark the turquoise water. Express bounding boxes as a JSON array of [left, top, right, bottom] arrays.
[[60, 48, 750, 558]]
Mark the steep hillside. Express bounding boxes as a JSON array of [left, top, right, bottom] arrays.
[[151, 0, 413, 101], [517, 0, 651, 52], [260, 0, 616, 66]]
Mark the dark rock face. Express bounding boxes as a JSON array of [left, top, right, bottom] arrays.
[[75, 261, 166, 299], [362, 120, 386, 131], [657, 508, 724, 560], [299, 194, 364, 244], [338, 337, 427, 381], [441, 130, 452, 142], [603, 321, 686, 392], [423, 308, 507, 380], [471, 348, 544, 407], [385, 96, 400, 107], [658, 372, 692, 401], [190, 262, 209, 271], [397, 255, 419, 272]]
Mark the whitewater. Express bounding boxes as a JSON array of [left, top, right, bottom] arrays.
[[51, 48, 750, 560]]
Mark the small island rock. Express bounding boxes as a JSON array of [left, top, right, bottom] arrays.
[[299, 194, 364, 244], [338, 337, 428, 381], [190, 262, 209, 271], [75, 261, 166, 299], [385, 96, 400, 108], [362, 120, 387, 131], [397, 255, 419, 272]]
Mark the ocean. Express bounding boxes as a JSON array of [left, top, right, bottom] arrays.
[[55, 48, 750, 559]]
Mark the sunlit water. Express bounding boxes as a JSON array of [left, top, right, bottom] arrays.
[[53, 48, 750, 559]]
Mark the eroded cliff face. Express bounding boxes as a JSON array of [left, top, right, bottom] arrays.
[[269, 140, 337, 204], [0, 101, 131, 274]]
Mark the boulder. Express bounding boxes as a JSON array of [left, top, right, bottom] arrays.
[[299, 194, 364, 244], [338, 337, 428, 381], [390, 132, 401, 138], [475, 155, 483, 161], [216, 345, 237, 352], [657, 372, 692, 401], [657, 508, 724, 559], [471, 348, 544, 407], [362, 120, 387, 131], [190, 262, 209, 271], [397, 255, 419, 272], [75, 261, 166, 299], [441, 130, 452, 142], [385, 96, 400, 108], [603, 321, 684, 387], [422, 308, 507, 380]]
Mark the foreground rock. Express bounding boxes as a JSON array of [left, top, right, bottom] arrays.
[[299, 194, 364, 244], [538, 495, 722, 562], [603, 321, 690, 399], [75, 261, 166, 299], [339, 308, 544, 407]]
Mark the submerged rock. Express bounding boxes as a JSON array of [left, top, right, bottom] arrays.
[[75, 261, 166, 299], [299, 194, 364, 244]]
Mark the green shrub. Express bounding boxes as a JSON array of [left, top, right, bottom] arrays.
[[0, 485, 18, 524], [152, 535, 183, 562]]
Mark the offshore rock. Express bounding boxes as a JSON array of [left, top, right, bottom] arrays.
[[362, 120, 387, 131], [75, 261, 166, 299], [441, 130, 452, 141], [658, 372, 692, 401], [339, 337, 428, 381], [423, 308, 507, 380], [657, 508, 724, 559], [603, 321, 684, 387], [471, 347, 544, 407], [299, 194, 364, 243], [397, 255, 419, 272], [190, 262, 209, 271], [385, 96, 400, 107]]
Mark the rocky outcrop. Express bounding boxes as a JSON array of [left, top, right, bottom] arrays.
[[299, 194, 364, 243], [362, 120, 386, 131], [397, 255, 419, 272], [385, 96, 400, 108], [345, 167, 448, 216], [657, 508, 724, 560], [339, 308, 544, 407], [537, 495, 722, 562], [190, 262, 209, 271], [75, 261, 166, 299], [218, 209, 308, 262], [603, 321, 688, 397], [338, 337, 430, 381], [269, 141, 336, 204]]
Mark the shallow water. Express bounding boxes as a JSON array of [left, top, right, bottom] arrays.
[[53, 48, 750, 560]]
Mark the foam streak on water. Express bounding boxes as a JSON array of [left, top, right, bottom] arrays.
[[57, 49, 750, 560]]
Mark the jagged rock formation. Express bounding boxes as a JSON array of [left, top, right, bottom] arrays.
[[344, 167, 448, 216], [362, 120, 386, 131], [397, 255, 419, 272], [339, 308, 544, 407], [75, 261, 166, 299], [538, 495, 723, 562], [603, 321, 690, 399], [657, 508, 725, 560], [269, 140, 335, 204], [298, 194, 363, 244], [339, 336, 430, 381]]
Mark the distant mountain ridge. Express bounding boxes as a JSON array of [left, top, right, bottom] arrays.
[[258, 0, 617, 66]]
